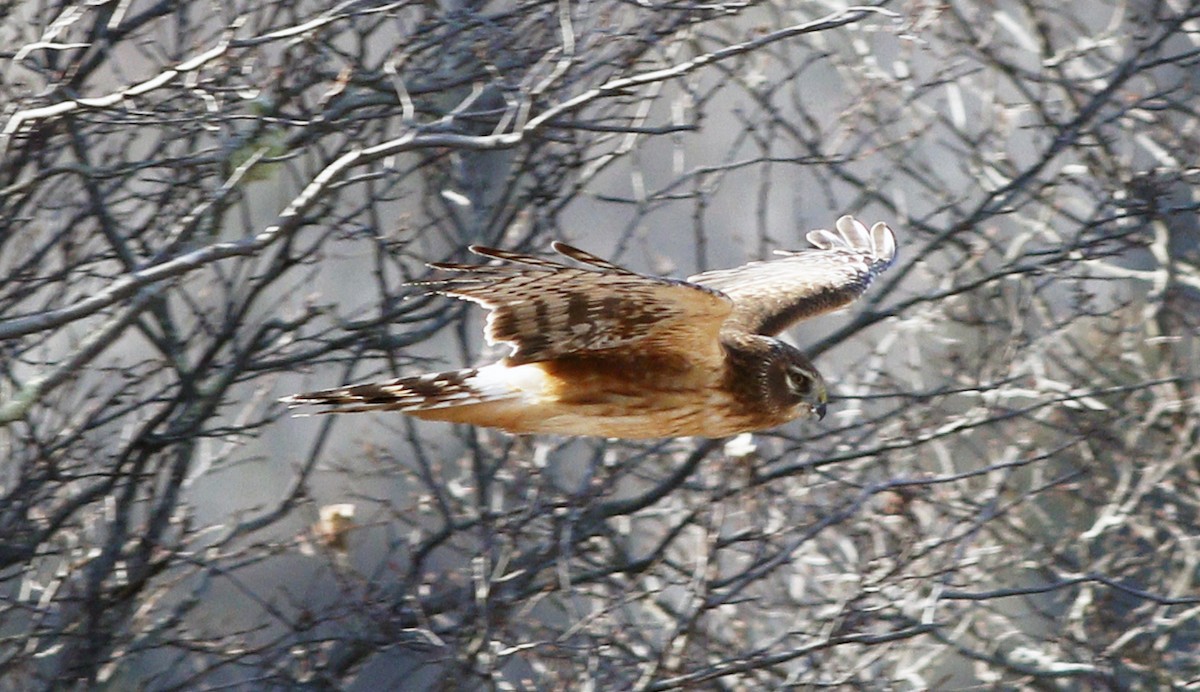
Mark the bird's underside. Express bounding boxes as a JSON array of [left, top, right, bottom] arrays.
[[283, 215, 898, 439], [287, 352, 802, 439]]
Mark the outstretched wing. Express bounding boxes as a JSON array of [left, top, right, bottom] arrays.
[[421, 242, 733, 367], [689, 216, 897, 336]]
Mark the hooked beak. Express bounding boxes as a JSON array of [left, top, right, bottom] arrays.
[[814, 403, 827, 420]]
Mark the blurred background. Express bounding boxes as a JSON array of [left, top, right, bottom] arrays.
[[2, 0, 1198, 688]]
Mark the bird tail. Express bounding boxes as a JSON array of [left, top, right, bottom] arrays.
[[281, 366, 525, 415]]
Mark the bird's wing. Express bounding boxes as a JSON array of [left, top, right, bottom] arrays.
[[421, 241, 733, 367], [688, 216, 897, 336]]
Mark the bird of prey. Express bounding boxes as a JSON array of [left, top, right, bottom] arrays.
[[282, 216, 897, 438]]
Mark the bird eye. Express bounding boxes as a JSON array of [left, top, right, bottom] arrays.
[[785, 367, 811, 395]]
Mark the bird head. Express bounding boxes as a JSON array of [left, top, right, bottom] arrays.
[[781, 356, 828, 421]]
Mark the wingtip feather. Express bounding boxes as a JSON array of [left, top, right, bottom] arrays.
[[551, 241, 632, 272], [835, 215, 872, 248], [467, 244, 504, 260], [804, 228, 841, 250], [870, 221, 898, 265], [806, 216, 898, 268]]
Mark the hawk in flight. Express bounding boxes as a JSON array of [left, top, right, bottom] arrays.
[[283, 216, 897, 438]]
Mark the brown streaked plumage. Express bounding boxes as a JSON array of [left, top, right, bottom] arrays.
[[282, 215, 898, 439]]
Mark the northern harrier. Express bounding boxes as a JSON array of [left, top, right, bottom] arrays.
[[283, 216, 897, 438]]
